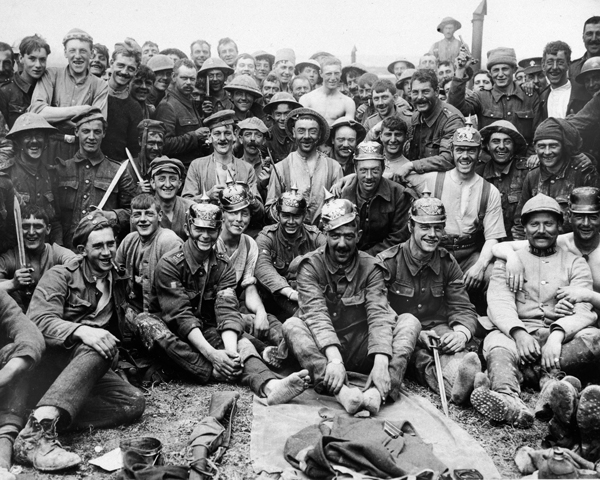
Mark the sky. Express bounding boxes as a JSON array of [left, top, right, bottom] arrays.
[[3, 0, 598, 69]]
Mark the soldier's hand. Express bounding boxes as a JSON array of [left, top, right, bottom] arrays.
[[252, 310, 270, 340], [454, 50, 470, 72], [72, 325, 119, 360], [210, 349, 242, 380], [418, 330, 439, 351], [138, 180, 152, 193], [201, 100, 214, 116], [392, 162, 414, 182], [13, 267, 34, 289], [541, 331, 564, 370], [526, 154, 539, 169], [356, 103, 368, 119], [195, 127, 210, 140], [440, 331, 468, 354], [556, 286, 592, 305], [257, 163, 272, 186], [0, 356, 31, 389], [554, 298, 575, 317], [207, 184, 226, 201], [505, 253, 526, 292], [520, 81, 536, 97], [463, 262, 485, 290], [512, 329, 541, 364], [324, 361, 346, 394], [365, 355, 390, 400], [330, 174, 355, 197]]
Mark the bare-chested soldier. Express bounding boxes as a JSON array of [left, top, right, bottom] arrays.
[[299, 57, 355, 125], [493, 187, 600, 309]]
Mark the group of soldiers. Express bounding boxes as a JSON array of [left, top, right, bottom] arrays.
[[2, 14, 600, 478]]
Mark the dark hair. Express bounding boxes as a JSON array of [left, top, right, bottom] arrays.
[[263, 73, 281, 86], [20, 34, 51, 56], [0, 42, 12, 54], [131, 193, 161, 213], [438, 60, 453, 70], [160, 48, 188, 60], [440, 77, 452, 90], [411, 69, 438, 91], [218, 37, 238, 52], [21, 204, 49, 225], [473, 69, 492, 82], [174, 58, 196, 74], [134, 64, 156, 83], [358, 72, 378, 88], [190, 39, 211, 54], [93, 43, 109, 61], [584, 16, 600, 31], [543, 41, 572, 64], [381, 115, 408, 135], [112, 43, 141, 65], [371, 79, 396, 96], [142, 41, 159, 50]]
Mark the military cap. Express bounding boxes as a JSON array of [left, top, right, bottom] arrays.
[[252, 50, 275, 66], [72, 212, 112, 247], [238, 117, 269, 135], [330, 117, 367, 144], [487, 47, 518, 70], [521, 193, 562, 223], [569, 187, 600, 214], [342, 63, 368, 79], [354, 141, 385, 163], [224, 74, 262, 98], [204, 110, 236, 131], [387, 58, 416, 75], [6, 113, 57, 139], [277, 184, 307, 214], [147, 54, 174, 72], [62, 28, 93, 46], [437, 17, 461, 32], [452, 121, 481, 147], [320, 191, 358, 232], [219, 175, 252, 213], [263, 92, 302, 115], [518, 57, 543, 76], [72, 106, 105, 128], [274, 48, 296, 65], [187, 195, 222, 229], [480, 120, 527, 155], [396, 68, 416, 89], [285, 107, 330, 146], [149, 156, 184, 178], [137, 119, 166, 137], [411, 189, 446, 224], [576, 57, 600, 84], [295, 59, 321, 75], [198, 57, 234, 77]]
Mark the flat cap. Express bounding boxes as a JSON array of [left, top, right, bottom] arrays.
[[149, 156, 185, 177], [72, 106, 105, 128], [72, 212, 112, 247], [137, 119, 166, 136], [63, 28, 93, 46], [204, 109, 236, 130], [518, 57, 543, 75], [147, 54, 174, 72], [238, 117, 269, 134]]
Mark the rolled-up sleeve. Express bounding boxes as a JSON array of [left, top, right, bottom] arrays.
[[255, 231, 289, 294], [364, 266, 395, 357], [214, 264, 244, 335]]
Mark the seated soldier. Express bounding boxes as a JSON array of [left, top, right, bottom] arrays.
[[149, 199, 310, 404], [15, 213, 145, 473], [0, 205, 77, 312], [283, 197, 421, 415], [255, 186, 325, 320], [216, 179, 284, 362], [473, 194, 600, 431], [377, 192, 481, 405], [0, 291, 45, 480], [149, 156, 194, 241]]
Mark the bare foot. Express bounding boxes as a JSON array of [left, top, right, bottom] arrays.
[[335, 385, 364, 414], [266, 369, 310, 405]]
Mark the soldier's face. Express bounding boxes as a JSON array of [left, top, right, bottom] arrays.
[[356, 159, 383, 197], [90, 50, 108, 77], [130, 76, 153, 102], [275, 61, 295, 85], [151, 173, 181, 200], [232, 89, 255, 112], [570, 212, 600, 242], [81, 227, 116, 275], [393, 62, 408, 78], [490, 64, 514, 88], [584, 71, 600, 95], [207, 70, 225, 93], [76, 119, 105, 155], [525, 212, 559, 250], [322, 64, 341, 90], [211, 125, 235, 154], [174, 66, 197, 97], [262, 80, 280, 102], [442, 24, 456, 39], [235, 58, 255, 77], [131, 205, 161, 239], [380, 127, 405, 157], [473, 73, 492, 91], [64, 39, 91, 75], [154, 69, 173, 92], [223, 208, 251, 236], [255, 59, 271, 80], [21, 48, 48, 80], [17, 130, 46, 160], [239, 129, 265, 155], [536, 139, 563, 171], [218, 42, 238, 67], [142, 44, 159, 64], [271, 104, 291, 130], [583, 23, 600, 56], [143, 132, 164, 160], [22, 215, 49, 251], [293, 119, 320, 155], [410, 221, 444, 254], [191, 42, 210, 69], [543, 51, 569, 87], [110, 53, 138, 87], [327, 224, 359, 265], [411, 80, 437, 116], [0, 49, 14, 82], [333, 126, 357, 161], [279, 211, 304, 236], [292, 79, 311, 101], [373, 89, 395, 117], [300, 66, 319, 86], [187, 223, 220, 251], [488, 132, 515, 165], [453, 146, 479, 175]]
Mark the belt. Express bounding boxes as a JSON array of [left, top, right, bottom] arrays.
[[440, 231, 484, 251]]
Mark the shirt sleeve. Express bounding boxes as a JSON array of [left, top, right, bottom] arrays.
[[364, 265, 396, 357], [447, 76, 482, 118], [181, 161, 202, 199], [255, 231, 290, 293], [482, 184, 507, 240], [240, 236, 258, 288], [0, 250, 17, 279], [91, 80, 109, 119], [487, 259, 527, 336], [29, 69, 56, 114]]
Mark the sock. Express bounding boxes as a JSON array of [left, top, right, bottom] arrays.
[[362, 388, 382, 415], [335, 386, 364, 414]]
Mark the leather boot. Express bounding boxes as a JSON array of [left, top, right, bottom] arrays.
[[545, 378, 580, 449], [449, 352, 481, 405], [535, 370, 565, 420], [576, 385, 600, 460], [13, 415, 81, 472]]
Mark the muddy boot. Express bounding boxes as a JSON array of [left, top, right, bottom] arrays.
[[450, 352, 482, 405], [576, 385, 600, 460], [13, 415, 81, 472], [135, 313, 172, 351], [535, 370, 565, 420], [546, 378, 580, 448]]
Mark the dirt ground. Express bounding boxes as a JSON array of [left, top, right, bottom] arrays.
[[12, 377, 549, 480]]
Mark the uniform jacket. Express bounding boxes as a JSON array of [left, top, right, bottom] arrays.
[[566, 92, 600, 163], [267, 125, 295, 163], [150, 241, 243, 340], [296, 247, 397, 357], [255, 222, 325, 294], [340, 176, 412, 256], [0, 73, 35, 128], [406, 98, 465, 173], [377, 242, 478, 337]]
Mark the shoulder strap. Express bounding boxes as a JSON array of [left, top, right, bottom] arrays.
[[434, 171, 446, 199], [478, 179, 491, 223]]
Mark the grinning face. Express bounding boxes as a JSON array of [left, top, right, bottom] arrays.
[[21, 48, 48, 80], [90, 50, 108, 77], [143, 131, 164, 161], [64, 39, 91, 76], [130, 76, 153, 102], [584, 71, 600, 95], [154, 68, 173, 92], [223, 207, 251, 236], [110, 53, 138, 88], [16, 130, 46, 161], [333, 126, 357, 161], [271, 103, 292, 131], [490, 64, 514, 89], [235, 57, 255, 77], [76, 119, 105, 155], [583, 22, 600, 57], [372, 88, 395, 117], [571, 211, 600, 243], [380, 127, 405, 157], [487, 132, 515, 165], [274, 60, 294, 85], [80, 227, 116, 276], [452, 145, 479, 175], [207, 69, 225, 93], [191, 42, 210, 69], [543, 50, 569, 87], [22, 215, 50, 251], [232, 89, 256, 112], [186, 223, 220, 252], [356, 159, 383, 197], [411, 221, 444, 254], [255, 58, 271, 80], [536, 139, 563, 172], [279, 211, 304, 236], [151, 172, 181, 201], [262, 80, 280, 102], [211, 125, 235, 155], [218, 42, 238, 67], [327, 223, 359, 265], [411, 80, 437, 116], [293, 118, 320, 155], [322, 64, 341, 90], [131, 204, 161, 239]]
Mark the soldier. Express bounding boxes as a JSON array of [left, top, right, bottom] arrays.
[[377, 192, 481, 405], [129, 119, 166, 190], [197, 57, 235, 113], [329, 116, 366, 176], [1, 113, 62, 243], [429, 16, 469, 65], [237, 117, 271, 201], [256, 185, 325, 319], [16, 213, 145, 472], [224, 74, 264, 121], [54, 107, 136, 249], [263, 92, 301, 163], [282, 197, 421, 414], [148, 199, 310, 402], [146, 54, 174, 107]]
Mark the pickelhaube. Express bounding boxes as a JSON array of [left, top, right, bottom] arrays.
[[320, 188, 357, 232], [452, 119, 481, 147], [410, 188, 446, 224], [219, 173, 252, 213], [521, 193, 562, 223], [569, 187, 600, 214], [277, 184, 307, 214], [6, 112, 57, 139], [187, 193, 222, 229]]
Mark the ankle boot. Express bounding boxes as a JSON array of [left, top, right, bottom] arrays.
[[535, 370, 565, 420], [576, 385, 600, 460], [13, 415, 81, 472], [545, 378, 580, 448]]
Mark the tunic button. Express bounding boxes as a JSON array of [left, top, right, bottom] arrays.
[[83, 194, 88, 199], [551, 180, 555, 183], [541, 281, 547, 284], [333, 313, 337, 317], [421, 288, 425, 292], [417, 304, 422, 309], [85, 180, 90, 184], [82, 210, 86, 214], [396, 290, 400, 294], [86, 165, 90, 169], [507, 112, 511, 116]]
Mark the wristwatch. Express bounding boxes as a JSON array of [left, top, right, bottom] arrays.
[[328, 358, 344, 365]]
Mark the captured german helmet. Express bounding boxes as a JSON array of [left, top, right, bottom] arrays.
[[452, 119, 481, 147], [569, 187, 600, 214], [320, 189, 358, 232], [410, 188, 446, 224], [219, 173, 252, 213], [187, 193, 222, 229], [277, 184, 307, 214]]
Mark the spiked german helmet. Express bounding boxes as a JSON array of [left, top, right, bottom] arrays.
[[219, 173, 252, 213], [277, 184, 307, 214], [410, 189, 446, 224], [187, 193, 222, 229], [452, 119, 481, 147], [320, 188, 357, 232]]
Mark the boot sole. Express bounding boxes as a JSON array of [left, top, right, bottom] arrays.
[[577, 386, 600, 441], [549, 381, 577, 425], [470, 387, 508, 422]]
